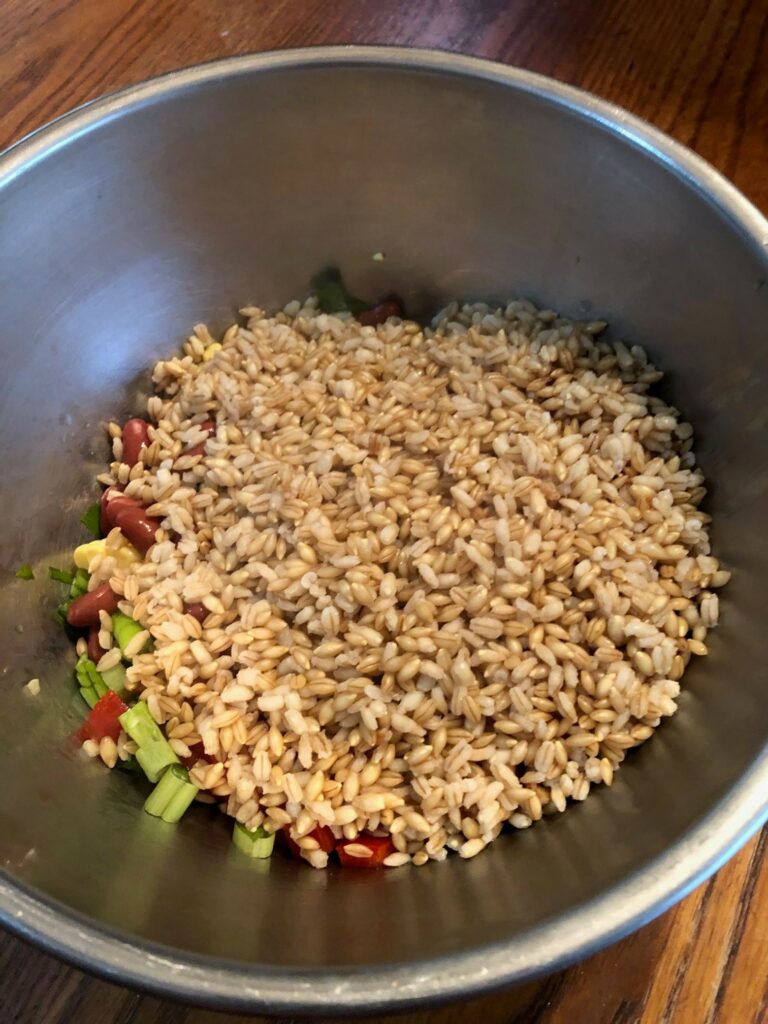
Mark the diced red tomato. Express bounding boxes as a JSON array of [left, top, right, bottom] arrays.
[[337, 834, 395, 868], [312, 825, 337, 854], [282, 824, 336, 858], [78, 691, 128, 744], [282, 827, 300, 858]]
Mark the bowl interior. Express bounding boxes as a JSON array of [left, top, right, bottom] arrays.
[[1, 52, 767, 1002]]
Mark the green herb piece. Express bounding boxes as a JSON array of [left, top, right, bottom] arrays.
[[136, 739, 179, 783], [312, 267, 368, 315], [232, 822, 275, 859], [15, 564, 34, 580], [144, 764, 197, 823], [80, 503, 101, 537], [49, 566, 75, 585]]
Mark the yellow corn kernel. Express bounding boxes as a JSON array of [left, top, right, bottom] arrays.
[[74, 538, 142, 571], [74, 539, 105, 569], [202, 342, 222, 362], [113, 542, 142, 569]]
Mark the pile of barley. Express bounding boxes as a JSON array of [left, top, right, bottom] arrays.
[[89, 296, 728, 868]]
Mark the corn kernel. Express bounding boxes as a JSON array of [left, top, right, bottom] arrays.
[[74, 538, 142, 571], [202, 342, 222, 362]]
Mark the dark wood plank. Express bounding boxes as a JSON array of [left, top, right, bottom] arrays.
[[1, 1, 767, 1022], [2, 0, 768, 214]]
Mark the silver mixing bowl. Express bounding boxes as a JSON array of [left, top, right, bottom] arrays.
[[1, 47, 767, 1015]]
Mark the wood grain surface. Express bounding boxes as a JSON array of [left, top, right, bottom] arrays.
[[1, 2, 767, 1022]]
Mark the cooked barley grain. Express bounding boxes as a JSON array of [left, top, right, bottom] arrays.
[[92, 296, 727, 866]]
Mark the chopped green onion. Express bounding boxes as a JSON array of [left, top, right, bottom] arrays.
[[76, 657, 115, 707], [144, 764, 197, 823], [16, 564, 34, 580], [49, 566, 75, 585], [232, 822, 275, 859], [75, 654, 107, 697], [55, 600, 72, 626], [80, 503, 101, 537], [100, 662, 127, 697], [70, 568, 90, 598], [119, 702, 164, 748], [74, 659, 90, 688], [118, 700, 180, 782], [136, 739, 179, 783], [112, 611, 146, 656], [79, 687, 99, 709], [312, 267, 368, 315]]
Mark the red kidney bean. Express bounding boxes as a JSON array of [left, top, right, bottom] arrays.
[[104, 495, 143, 532], [99, 485, 120, 532], [180, 742, 218, 769], [122, 418, 151, 467], [67, 583, 119, 628], [357, 296, 404, 327], [183, 602, 208, 624], [99, 485, 133, 534], [86, 626, 106, 663], [112, 504, 160, 554]]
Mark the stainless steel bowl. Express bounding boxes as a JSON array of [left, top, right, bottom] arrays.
[[1, 47, 767, 1015]]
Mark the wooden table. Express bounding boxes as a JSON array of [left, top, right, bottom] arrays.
[[2, 2, 767, 1021]]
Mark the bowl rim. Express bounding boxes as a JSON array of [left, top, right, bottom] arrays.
[[1, 45, 767, 1014]]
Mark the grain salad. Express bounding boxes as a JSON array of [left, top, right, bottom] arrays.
[[58, 293, 729, 869]]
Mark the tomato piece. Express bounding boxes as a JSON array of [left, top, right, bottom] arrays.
[[282, 826, 301, 858], [282, 824, 336, 858], [337, 833, 395, 868], [313, 825, 336, 854], [78, 690, 128, 744]]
